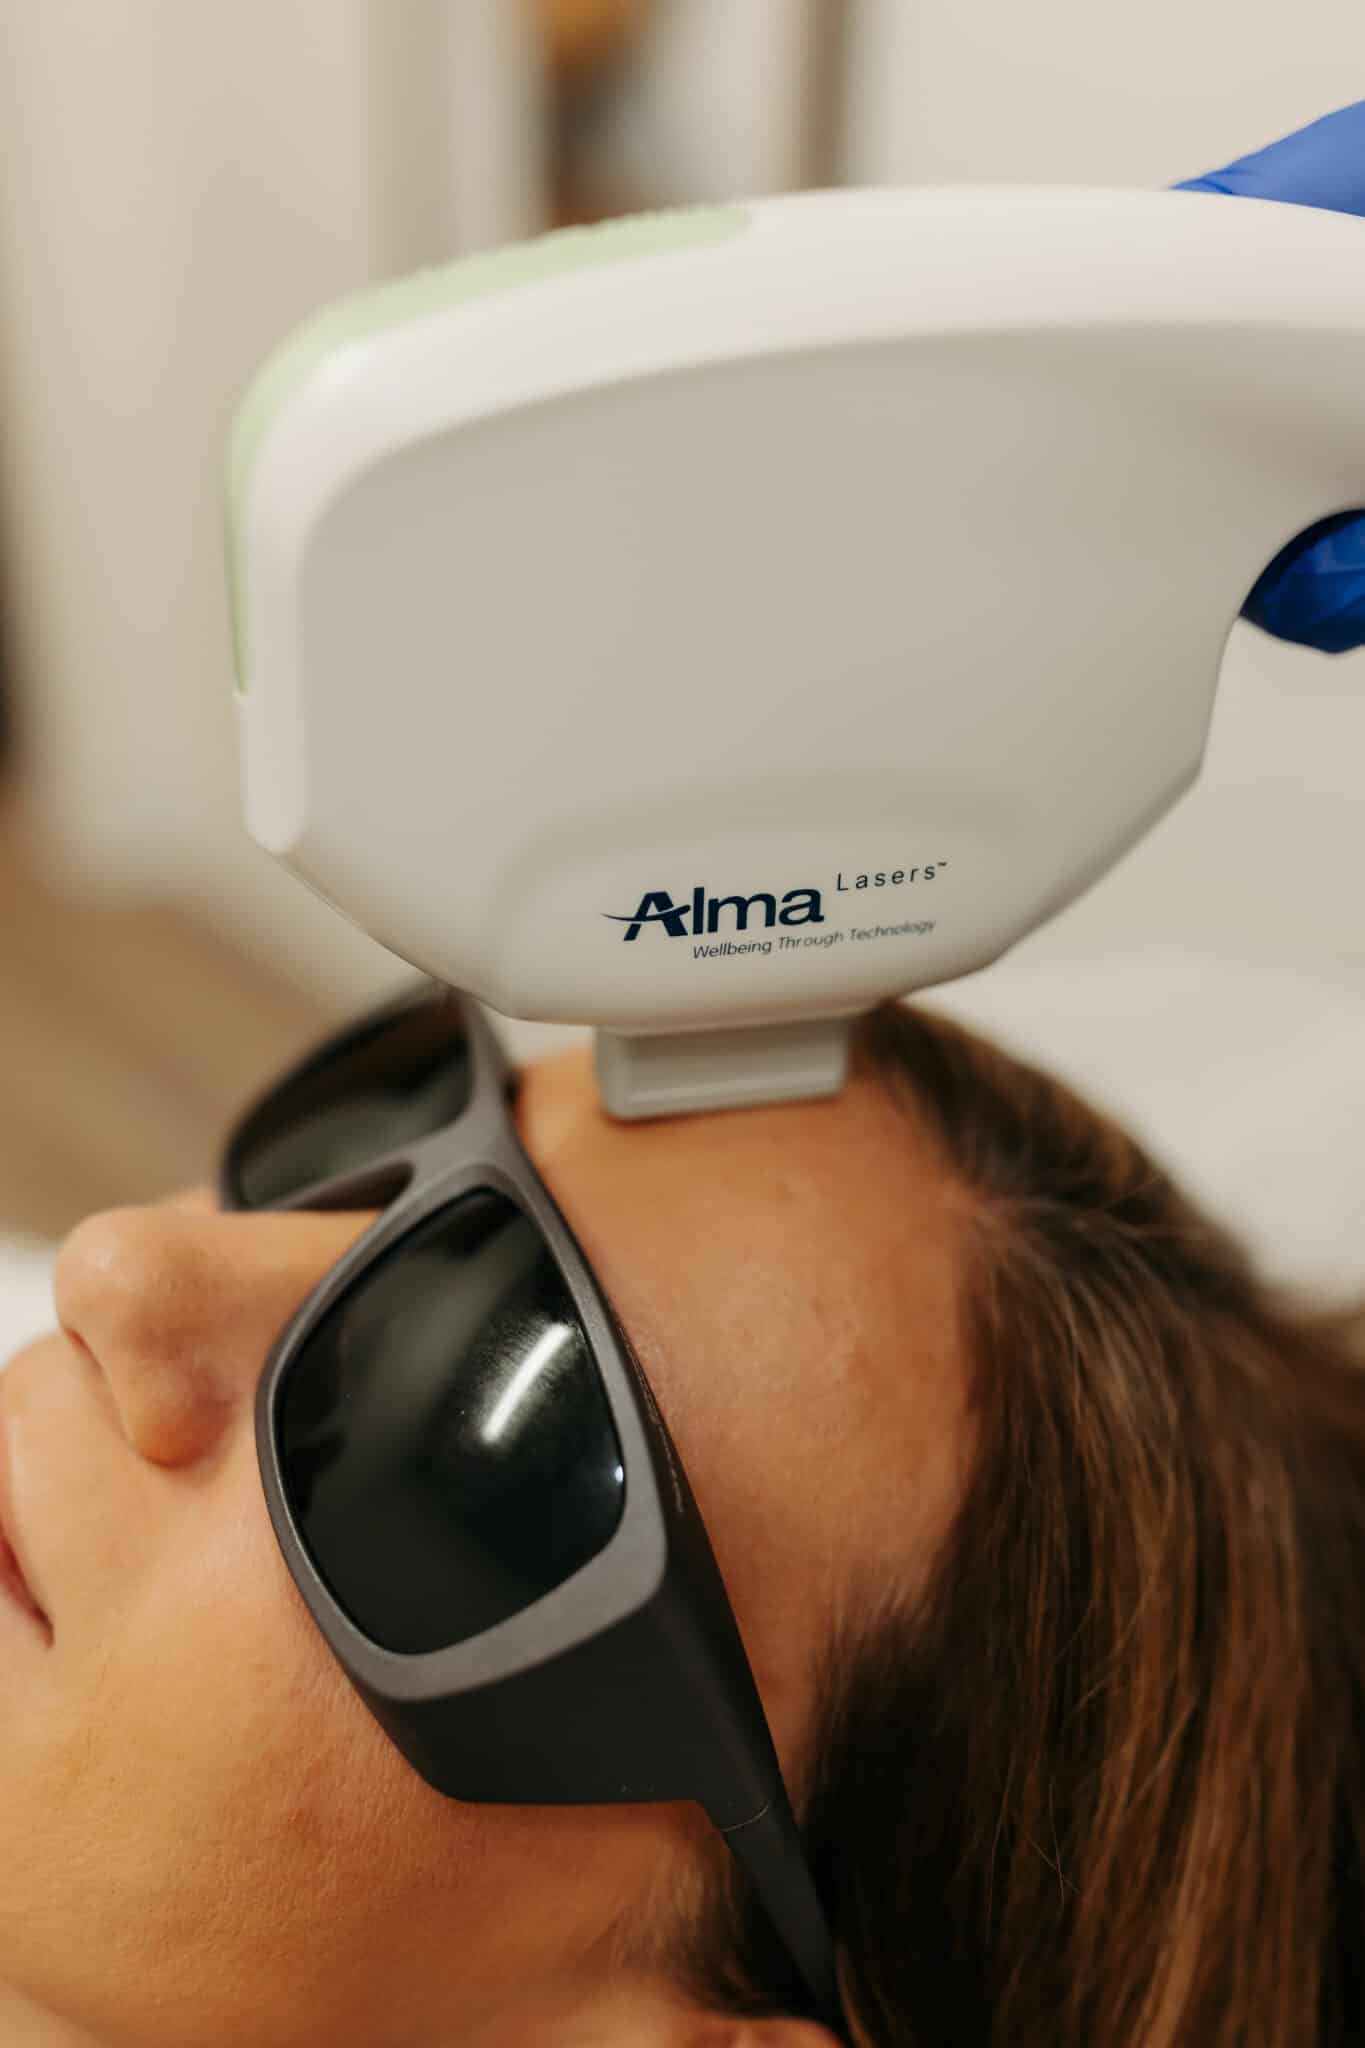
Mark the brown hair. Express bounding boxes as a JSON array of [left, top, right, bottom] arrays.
[[654, 998, 1365, 2044]]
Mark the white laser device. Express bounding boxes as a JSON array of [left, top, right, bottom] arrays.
[[226, 186, 1365, 1118]]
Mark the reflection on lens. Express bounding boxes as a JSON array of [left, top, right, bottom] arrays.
[[233, 995, 472, 1206], [278, 1192, 626, 1654]]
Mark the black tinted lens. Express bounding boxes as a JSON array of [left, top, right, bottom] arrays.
[[277, 1192, 626, 1655], [230, 994, 472, 1208]]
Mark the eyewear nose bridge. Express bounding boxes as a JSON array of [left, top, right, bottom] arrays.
[[220, 983, 514, 1216]]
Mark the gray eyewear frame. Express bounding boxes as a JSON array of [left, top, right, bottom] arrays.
[[220, 986, 842, 2032]]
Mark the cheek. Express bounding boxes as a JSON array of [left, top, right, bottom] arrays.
[[0, 1449, 475, 2045]]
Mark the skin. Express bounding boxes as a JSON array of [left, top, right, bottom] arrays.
[[0, 1043, 973, 2048]]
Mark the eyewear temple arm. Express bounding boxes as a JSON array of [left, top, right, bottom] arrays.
[[721, 1797, 844, 2035]]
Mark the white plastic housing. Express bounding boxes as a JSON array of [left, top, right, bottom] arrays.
[[227, 187, 1365, 1114]]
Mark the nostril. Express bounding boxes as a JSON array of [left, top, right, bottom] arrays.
[[51, 1207, 241, 1467]]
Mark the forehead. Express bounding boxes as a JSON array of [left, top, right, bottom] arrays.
[[514, 1046, 973, 1732]]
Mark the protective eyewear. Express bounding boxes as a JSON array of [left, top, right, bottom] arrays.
[[220, 985, 841, 2031]]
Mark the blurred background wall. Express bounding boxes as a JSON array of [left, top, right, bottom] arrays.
[[0, 0, 1362, 1271], [0, 0, 551, 1006]]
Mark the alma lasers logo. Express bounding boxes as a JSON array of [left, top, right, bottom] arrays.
[[605, 884, 825, 942]]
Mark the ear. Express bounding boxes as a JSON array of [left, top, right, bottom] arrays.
[[688, 2023, 844, 2048], [553, 1972, 847, 2047]]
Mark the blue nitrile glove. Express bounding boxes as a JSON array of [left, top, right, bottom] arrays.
[[1176, 100, 1365, 654]]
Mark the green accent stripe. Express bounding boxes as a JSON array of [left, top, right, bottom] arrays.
[[224, 204, 751, 695]]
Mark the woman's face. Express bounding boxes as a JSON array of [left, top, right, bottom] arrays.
[[0, 1043, 972, 2048]]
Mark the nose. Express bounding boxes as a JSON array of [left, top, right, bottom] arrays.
[[53, 1204, 377, 1466]]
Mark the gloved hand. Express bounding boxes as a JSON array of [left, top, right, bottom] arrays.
[[1176, 100, 1365, 653]]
